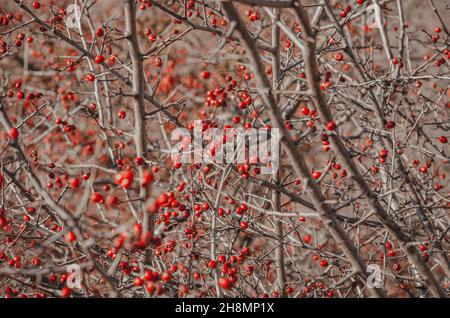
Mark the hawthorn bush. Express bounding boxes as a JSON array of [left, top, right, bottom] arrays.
[[0, 0, 449, 298]]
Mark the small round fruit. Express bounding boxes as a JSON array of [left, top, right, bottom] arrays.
[[320, 260, 328, 267], [9, 127, 19, 139], [94, 55, 104, 64], [219, 277, 232, 289], [326, 120, 336, 131]]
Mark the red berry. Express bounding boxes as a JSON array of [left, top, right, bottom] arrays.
[[419, 165, 428, 173], [94, 55, 104, 64], [32, 2, 41, 9], [118, 110, 126, 119], [286, 287, 294, 294], [134, 277, 144, 287], [65, 231, 77, 243], [69, 177, 81, 189], [161, 271, 171, 282], [156, 193, 169, 206], [439, 136, 448, 144], [201, 71, 210, 79], [32, 257, 41, 267], [86, 73, 95, 81], [90, 192, 104, 204], [208, 260, 217, 269], [312, 171, 321, 179], [121, 177, 132, 189], [326, 120, 336, 131], [142, 170, 154, 185], [135, 157, 144, 166], [9, 127, 19, 139], [219, 277, 232, 289], [61, 287, 71, 298], [385, 121, 395, 129], [320, 260, 328, 267], [95, 28, 104, 37]]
